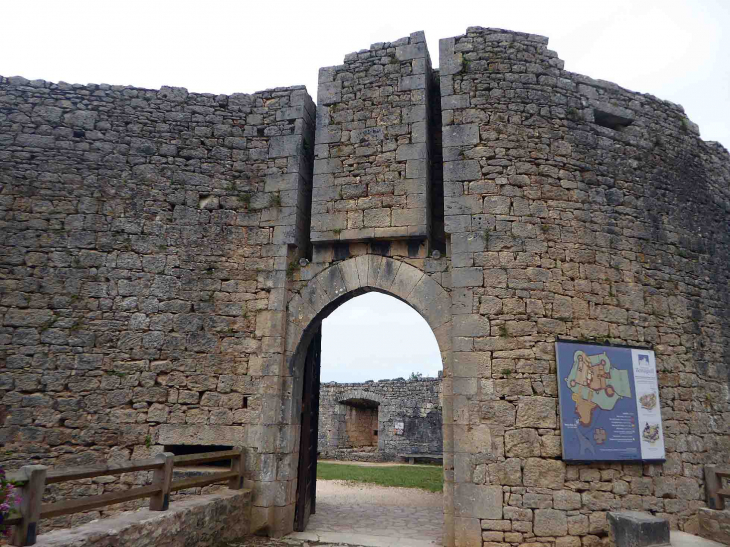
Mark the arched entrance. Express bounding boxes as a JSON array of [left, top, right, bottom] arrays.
[[283, 254, 454, 543]]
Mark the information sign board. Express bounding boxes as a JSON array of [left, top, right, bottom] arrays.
[[556, 340, 665, 462]]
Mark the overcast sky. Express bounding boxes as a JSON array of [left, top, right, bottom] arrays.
[[321, 293, 442, 383], [3, 0, 728, 382], [2, 0, 728, 148]]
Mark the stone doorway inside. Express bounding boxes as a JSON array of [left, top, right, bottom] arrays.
[[289, 290, 445, 546]]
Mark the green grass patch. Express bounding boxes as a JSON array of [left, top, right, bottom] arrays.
[[316, 463, 443, 492]]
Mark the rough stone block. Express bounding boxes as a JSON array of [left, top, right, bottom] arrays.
[[454, 484, 502, 519], [443, 124, 480, 147], [535, 508, 568, 537], [444, 160, 481, 181], [607, 511, 670, 547]]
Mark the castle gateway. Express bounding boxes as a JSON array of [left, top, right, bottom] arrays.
[[1, 27, 729, 547]]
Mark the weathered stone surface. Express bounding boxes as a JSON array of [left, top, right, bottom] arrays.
[[454, 483, 503, 519], [516, 396, 557, 428], [535, 508, 568, 537], [607, 511, 670, 547], [311, 33, 432, 243], [318, 378, 442, 461], [523, 458, 566, 488], [32, 490, 251, 547]]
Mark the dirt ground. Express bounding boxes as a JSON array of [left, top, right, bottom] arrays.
[[227, 479, 443, 547], [315, 479, 441, 508]]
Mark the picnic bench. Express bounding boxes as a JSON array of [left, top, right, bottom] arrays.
[[398, 453, 443, 465]]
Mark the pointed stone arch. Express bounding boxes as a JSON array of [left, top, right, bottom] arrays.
[[286, 254, 452, 365], [277, 254, 454, 540]]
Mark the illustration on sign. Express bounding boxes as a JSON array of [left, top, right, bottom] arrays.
[[556, 341, 665, 462], [394, 421, 404, 435]]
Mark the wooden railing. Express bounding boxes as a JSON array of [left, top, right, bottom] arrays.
[[6, 449, 244, 546], [704, 465, 730, 510]]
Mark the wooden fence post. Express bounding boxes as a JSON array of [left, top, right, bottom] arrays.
[[10, 465, 48, 547], [149, 452, 174, 511], [228, 448, 244, 490], [705, 465, 724, 510]]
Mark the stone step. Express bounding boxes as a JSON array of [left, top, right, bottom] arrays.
[[671, 531, 725, 547]]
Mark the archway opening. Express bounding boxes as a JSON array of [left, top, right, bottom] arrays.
[[292, 288, 445, 546]]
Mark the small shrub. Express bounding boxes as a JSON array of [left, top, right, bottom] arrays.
[[269, 193, 282, 208], [238, 192, 251, 207], [0, 466, 22, 537]]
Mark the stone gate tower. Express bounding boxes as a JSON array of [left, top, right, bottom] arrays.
[[1, 26, 729, 547]]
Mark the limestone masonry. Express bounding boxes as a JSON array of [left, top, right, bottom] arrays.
[[318, 378, 443, 461], [1, 26, 729, 547]]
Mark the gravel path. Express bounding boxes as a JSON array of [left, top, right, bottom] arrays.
[[228, 480, 443, 547], [315, 479, 442, 508]]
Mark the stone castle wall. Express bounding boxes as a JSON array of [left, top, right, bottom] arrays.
[[0, 76, 315, 528], [312, 31, 433, 243], [318, 378, 443, 461], [438, 27, 730, 545], [1, 25, 729, 547]]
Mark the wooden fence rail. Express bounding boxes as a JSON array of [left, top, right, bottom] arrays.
[[704, 464, 730, 510], [5, 449, 244, 547]]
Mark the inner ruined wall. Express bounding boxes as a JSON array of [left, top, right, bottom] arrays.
[[0, 76, 315, 528], [439, 27, 730, 546], [318, 379, 443, 461]]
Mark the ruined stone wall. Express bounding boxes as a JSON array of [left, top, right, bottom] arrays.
[[439, 27, 730, 546], [317, 378, 443, 461], [0, 75, 315, 528]]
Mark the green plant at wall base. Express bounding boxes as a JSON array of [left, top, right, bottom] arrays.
[[566, 107, 581, 121], [286, 261, 299, 280], [39, 316, 58, 332], [269, 192, 282, 207], [144, 435, 152, 449], [332, 228, 343, 236], [238, 192, 251, 207]]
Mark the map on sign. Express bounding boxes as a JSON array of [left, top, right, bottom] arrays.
[[564, 350, 632, 427], [556, 341, 665, 462]]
